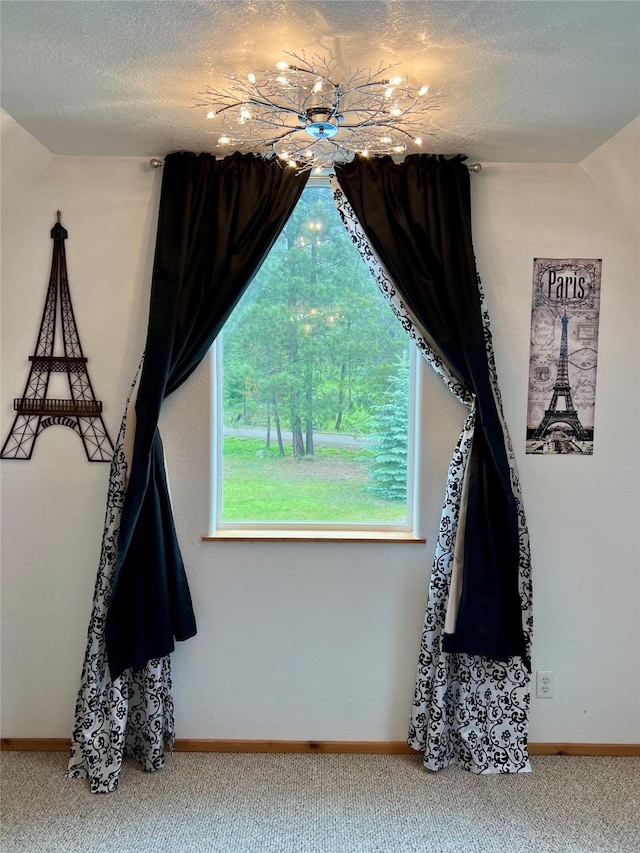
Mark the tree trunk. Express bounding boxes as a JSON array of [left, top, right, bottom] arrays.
[[243, 379, 249, 421], [265, 399, 271, 450], [274, 400, 285, 456], [291, 412, 304, 457], [335, 361, 347, 431], [284, 226, 304, 457], [304, 360, 314, 456]]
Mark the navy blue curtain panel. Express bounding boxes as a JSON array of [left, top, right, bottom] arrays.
[[106, 152, 308, 679], [335, 154, 526, 664]]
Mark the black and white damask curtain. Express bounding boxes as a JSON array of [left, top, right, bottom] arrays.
[[67, 361, 176, 792], [332, 156, 532, 773], [68, 151, 531, 793], [68, 152, 308, 792]]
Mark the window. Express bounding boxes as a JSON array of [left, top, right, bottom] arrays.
[[209, 182, 423, 540]]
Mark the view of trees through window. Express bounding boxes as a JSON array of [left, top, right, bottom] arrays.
[[219, 184, 412, 525]]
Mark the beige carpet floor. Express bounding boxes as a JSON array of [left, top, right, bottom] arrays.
[[1, 752, 639, 852]]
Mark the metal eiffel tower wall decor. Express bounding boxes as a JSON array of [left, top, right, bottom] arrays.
[[525, 258, 602, 455], [1, 213, 114, 462]]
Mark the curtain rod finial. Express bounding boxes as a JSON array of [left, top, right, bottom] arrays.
[[150, 158, 164, 169], [468, 163, 482, 173]]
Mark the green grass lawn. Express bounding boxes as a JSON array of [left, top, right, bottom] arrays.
[[221, 437, 406, 523]]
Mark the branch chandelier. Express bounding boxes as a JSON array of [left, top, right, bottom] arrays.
[[195, 52, 443, 171]]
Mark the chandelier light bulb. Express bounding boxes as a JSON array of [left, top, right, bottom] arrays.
[[196, 51, 442, 170]]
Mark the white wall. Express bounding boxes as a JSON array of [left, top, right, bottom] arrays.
[[2, 131, 638, 745], [581, 116, 640, 232], [0, 109, 52, 213], [1, 154, 160, 735], [472, 160, 639, 744]]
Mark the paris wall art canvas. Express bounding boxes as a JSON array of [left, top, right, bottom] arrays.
[[526, 258, 602, 455]]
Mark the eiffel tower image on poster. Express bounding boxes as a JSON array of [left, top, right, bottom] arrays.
[[532, 311, 586, 450], [1, 213, 114, 462]]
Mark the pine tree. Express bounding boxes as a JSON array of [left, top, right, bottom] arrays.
[[366, 357, 410, 502]]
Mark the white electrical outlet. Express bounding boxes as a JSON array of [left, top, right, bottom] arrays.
[[536, 670, 554, 698]]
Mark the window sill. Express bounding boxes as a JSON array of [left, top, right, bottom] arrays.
[[202, 530, 426, 543]]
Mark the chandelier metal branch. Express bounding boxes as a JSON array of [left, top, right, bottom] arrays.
[[195, 52, 442, 171]]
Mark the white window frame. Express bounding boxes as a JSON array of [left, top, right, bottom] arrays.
[[206, 179, 427, 543]]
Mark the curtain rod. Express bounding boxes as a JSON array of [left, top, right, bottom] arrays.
[[149, 158, 482, 172]]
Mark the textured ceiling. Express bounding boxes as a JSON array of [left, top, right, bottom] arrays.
[[1, 0, 639, 163]]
